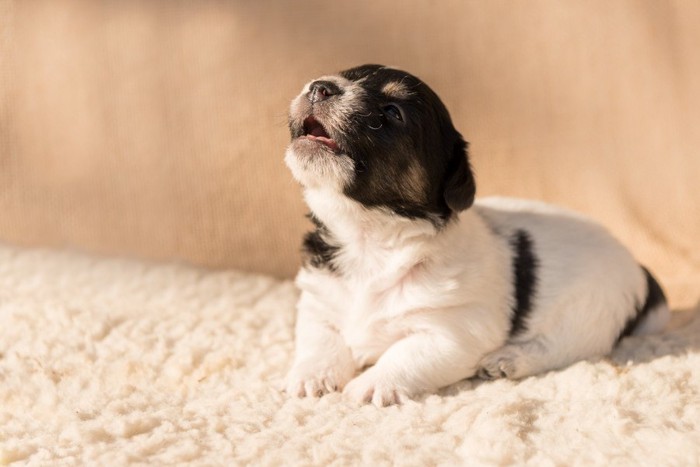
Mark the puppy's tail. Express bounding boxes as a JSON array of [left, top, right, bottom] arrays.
[[619, 266, 670, 341]]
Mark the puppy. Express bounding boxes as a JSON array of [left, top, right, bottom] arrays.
[[283, 64, 670, 406]]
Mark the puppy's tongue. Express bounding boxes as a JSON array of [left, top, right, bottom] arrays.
[[314, 135, 339, 151], [303, 116, 339, 151]]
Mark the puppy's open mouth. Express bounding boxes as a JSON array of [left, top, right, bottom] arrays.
[[302, 116, 340, 152]]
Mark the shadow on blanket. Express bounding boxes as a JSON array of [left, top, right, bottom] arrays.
[[609, 301, 700, 366]]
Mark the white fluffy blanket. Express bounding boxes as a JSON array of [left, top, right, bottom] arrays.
[[1, 245, 699, 466]]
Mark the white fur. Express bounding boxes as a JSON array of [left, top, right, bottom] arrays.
[[285, 190, 670, 406], [284, 144, 355, 190]]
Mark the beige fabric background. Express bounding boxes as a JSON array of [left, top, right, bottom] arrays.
[[0, 0, 698, 307]]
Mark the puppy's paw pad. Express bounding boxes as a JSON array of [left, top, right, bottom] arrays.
[[476, 356, 517, 380]]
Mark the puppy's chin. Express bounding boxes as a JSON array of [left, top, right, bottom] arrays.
[[284, 139, 355, 190]]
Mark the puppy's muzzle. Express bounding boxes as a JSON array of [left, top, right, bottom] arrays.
[[308, 80, 343, 103]]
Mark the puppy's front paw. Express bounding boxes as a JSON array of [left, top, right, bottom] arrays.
[[342, 368, 410, 407], [284, 359, 354, 398]]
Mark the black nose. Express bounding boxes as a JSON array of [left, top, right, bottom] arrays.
[[308, 80, 342, 102]]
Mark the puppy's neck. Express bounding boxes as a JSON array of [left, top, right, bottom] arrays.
[[304, 187, 439, 250], [304, 187, 448, 285]]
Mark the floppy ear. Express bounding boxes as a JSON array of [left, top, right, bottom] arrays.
[[443, 137, 476, 212]]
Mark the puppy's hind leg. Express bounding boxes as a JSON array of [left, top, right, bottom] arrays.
[[476, 336, 556, 380]]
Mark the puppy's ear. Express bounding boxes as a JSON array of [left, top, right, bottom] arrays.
[[443, 137, 476, 212]]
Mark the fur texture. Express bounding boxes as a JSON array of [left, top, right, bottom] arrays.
[[284, 65, 670, 406]]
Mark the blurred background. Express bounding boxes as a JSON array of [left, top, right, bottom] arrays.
[[0, 0, 698, 307]]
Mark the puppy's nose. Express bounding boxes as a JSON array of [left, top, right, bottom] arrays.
[[308, 80, 342, 102]]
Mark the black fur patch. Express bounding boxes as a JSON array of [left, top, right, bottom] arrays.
[[337, 65, 476, 224], [508, 229, 539, 337], [301, 214, 339, 272], [617, 266, 667, 343]]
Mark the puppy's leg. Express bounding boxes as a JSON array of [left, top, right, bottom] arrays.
[[343, 317, 492, 406], [477, 334, 611, 380], [285, 294, 355, 398]]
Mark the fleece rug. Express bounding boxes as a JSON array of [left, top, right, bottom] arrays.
[[1, 245, 699, 466]]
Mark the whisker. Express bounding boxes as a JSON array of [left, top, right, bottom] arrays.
[[273, 111, 291, 127]]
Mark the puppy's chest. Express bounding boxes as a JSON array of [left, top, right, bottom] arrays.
[[336, 265, 447, 367], [337, 282, 412, 367]]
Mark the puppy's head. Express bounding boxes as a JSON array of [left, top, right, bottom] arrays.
[[285, 64, 475, 224]]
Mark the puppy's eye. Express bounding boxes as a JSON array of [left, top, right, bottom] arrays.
[[382, 104, 404, 122]]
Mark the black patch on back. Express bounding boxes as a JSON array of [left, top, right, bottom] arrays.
[[616, 266, 667, 343], [301, 214, 339, 272], [508, 229, 539, 337]]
